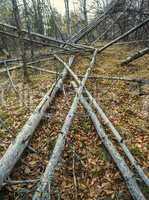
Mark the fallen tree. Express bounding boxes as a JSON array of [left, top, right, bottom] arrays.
[[85, 75, 149, 84], [97, 18, 149, 52], [92, 8, 126, 44], [0, 66, 21, 73], [68, 0, 119, 43], [33, 49, 98, 200], [26, 65, 149, 85], [0, 23, 94, 52], [72, 82, 146, 200], [121, 47, 149, 65], [0, 56, 75, 188], [54, 56, 149, 187]]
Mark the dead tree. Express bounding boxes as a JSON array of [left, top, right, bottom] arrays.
[[0, 22, 94, 52], [98, 17, 149, 52], [36, 0, 44, 34], [11, 0, 28, 81], [68, 0, 120, 43], [80, 0, 88, 25], [32, 50, 98, 200], [64, 0, 71, 36], [54, 56, 149, 187], [121, 47, 149, 65], [23, 0, 34, 59], [47, 0, 65, 41], [72, 83, 146, 200], [0, 56, 75, 189]]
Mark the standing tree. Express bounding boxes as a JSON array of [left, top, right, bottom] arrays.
[[11, 0, 29, 81], [64, 0, 71, 36]]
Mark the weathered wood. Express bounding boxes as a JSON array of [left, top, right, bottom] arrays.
[[33, 49, 97, 200], [0, 56, 75, 189], [4, 179, 39, 186], [55, 56, 149, 187], [98, 18, 149, 53], [0, 57, 55, 67], [68, 0, 119, 43], [0, 58, 21, 65], [4, 62, 18, 94], [72, 82, 146, 200], [11, 0, 28, 80], [28, 66, 59, 75], [0, 23, 94, 52], [0, 66, 21, 73], [92, 10, 125, 44], [27, 66, 149, 85], [121, 47, 149, 65], [83, 75, 149, 84], [115, 40, 149, 45]]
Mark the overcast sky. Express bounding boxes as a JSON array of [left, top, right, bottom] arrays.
[[51, 0, 74, 14], [50, 0, 112, 15], [50, 0, 95, 15]]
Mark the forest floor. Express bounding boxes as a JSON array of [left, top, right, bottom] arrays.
[[0, 43, 148, 200]]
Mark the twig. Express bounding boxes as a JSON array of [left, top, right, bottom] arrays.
[[4, 179, 39, 185], [72, 145, 78, 200], [4, 61, 18, 95]]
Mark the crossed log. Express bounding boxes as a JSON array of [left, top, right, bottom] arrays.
[[0, 7, 149, 200]]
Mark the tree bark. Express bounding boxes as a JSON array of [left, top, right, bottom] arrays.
[[11, 0, 28, 81], [72, 83, 146, 200], [64, 0, 71, 36], [0, 56, 75, 189], [54, 55, 149, 187], [121, 47, 149, 65], [32, 50, 97, 200], [98, 18, 149, 52]]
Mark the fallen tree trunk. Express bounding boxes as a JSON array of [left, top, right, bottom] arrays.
[[72, 82, 146, 200], [0, 66, 21, 73], [28, 66, 59, 75], [115, 39, 149, 45], [84, 75, 149, 84], [0, 23, 94, 52], [92, 9, 125, 44], [54, 56, 149, 187], [0, 58, 21, 65], [68, 0, 119, 43], [0, 56, 75, 188], [27, 66, 149, 85], [0, 56, 55, 67], [98, 18, 149, 53], [121, 47, 149, 65], [33, 49, 97, 200]]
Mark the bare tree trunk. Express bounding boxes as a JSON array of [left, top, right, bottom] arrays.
[[32, 50, 97, 200], [81, 0, 88, 25], [54, 55, 149, 187], [36, 0, 44, 34], [0, 56, 75, 189], [23, 0, 34, 59], [72, 82, 146, 200], [64, 0, 71, 36], [11, 0, 29, 81], [48, 0, 65, 41], [97, 18, 149, 52], [121, 47, 149, 65]]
